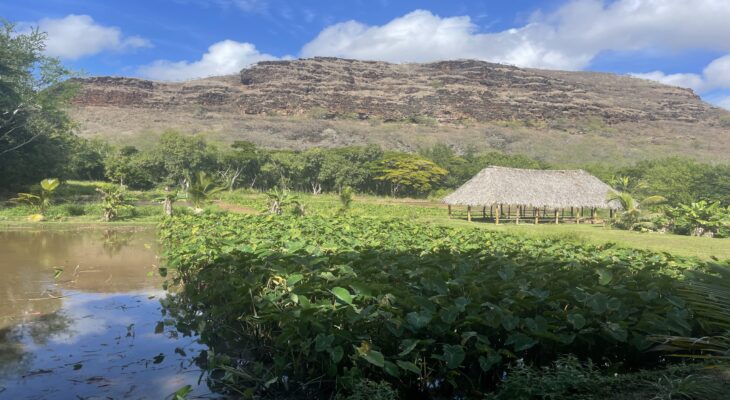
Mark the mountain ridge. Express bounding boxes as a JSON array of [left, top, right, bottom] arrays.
[[67, 57, 730, 165]]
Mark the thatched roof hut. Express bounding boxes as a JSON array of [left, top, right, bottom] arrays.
[[443, 166, 621, 210]]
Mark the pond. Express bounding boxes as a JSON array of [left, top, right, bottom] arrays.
[[0, 227, 213, 399]]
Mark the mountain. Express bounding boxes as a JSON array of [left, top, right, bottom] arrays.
[[68, 57, 730, 165]]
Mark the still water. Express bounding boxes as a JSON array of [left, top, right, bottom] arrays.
[[0, 227, 213, 399]]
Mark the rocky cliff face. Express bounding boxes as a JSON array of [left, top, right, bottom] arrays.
[[68, 57, 730, 164]]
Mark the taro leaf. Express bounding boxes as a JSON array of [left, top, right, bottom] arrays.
[[152, 353, 165, 364], [454, 296, 470, 311], [603, 322, 628, 342], [406, 311, 432, 330], [442, 344, 466, 369], [154, 321, 164, 334], [287, 273, 304, 286], [158, 267, 168, 277], [567, 314, 586, 330], [383, 361, 400, 377], [478, 352, 502, 372], [498, 266, 515, 281], [586, 293, 609, 314], [506, 333, 538, 352], [597, 268, 613, 285], [398, 339, 419, 357], [315, 333, 334, 352], [361, 349, 385, 368], [331, 287, 353, 305], [440, 306, 461, 324], [330, 346, 344, 363], [396, 360, 421, 374]]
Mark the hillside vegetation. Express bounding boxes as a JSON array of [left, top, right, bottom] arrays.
[[68, 58, 730, 165]]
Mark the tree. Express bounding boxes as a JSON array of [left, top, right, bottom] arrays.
[[608, 191, 666, 230], [371, 153, 448, 196], [148, 131, 217, 185], [0, 21, 77, 189], [219, 140, 262, 190], [185, 171, 224, 209]]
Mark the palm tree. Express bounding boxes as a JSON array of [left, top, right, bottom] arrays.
[[608, 191, 666, 230], [185, 171, 224, 209]]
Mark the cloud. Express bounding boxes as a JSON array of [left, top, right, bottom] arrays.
[[33, 14, 151, 60], [631, 54, 730, 93], [301, 1, 730, 70], [715, 96, 730, 110], [630, 71, 706, 92], [301, 10, 585, 70], [138, 40, 278, 81]]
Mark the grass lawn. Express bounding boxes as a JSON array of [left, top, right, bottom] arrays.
[[220, 191, 730, 261]]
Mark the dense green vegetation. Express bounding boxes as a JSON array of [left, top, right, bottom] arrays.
[[160, 213, 729, 398]]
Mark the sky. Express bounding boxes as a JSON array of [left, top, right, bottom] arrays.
[[3, 0, 730, 109]]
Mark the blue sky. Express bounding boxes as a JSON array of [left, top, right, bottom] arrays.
[[3, 0, 730, 108]]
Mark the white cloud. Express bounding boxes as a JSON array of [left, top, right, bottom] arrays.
[[301, 10, 586, 70], [33, 14, 151, 60], [630, 71, 706, 92], [715, 96, 730, 110], [631, 54, 730, 93], [301, 1, 730, 70], [138, 40, 278, 81]]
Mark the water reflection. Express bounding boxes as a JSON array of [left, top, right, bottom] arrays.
[[0, 227, 213, 399]]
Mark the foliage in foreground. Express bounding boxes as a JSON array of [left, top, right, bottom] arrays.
[[159, 214, 722, 397]]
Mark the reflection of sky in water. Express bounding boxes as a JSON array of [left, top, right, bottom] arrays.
[[0, 290, 212, 399], [0, 229, 215, 399]]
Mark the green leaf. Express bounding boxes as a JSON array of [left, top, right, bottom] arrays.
[[315, 333, 334, 352], [567, 313, 586, 330], [398, 339, 419, 357], [361, 349, 385, 368], [406, 311, 432, 330], [331, 287, 353, 305], [597, 268, 613, 285], [383, 361, 400, 377], [171, 385, 193, 400], [506, 333, 538, 352], [442, 344, 465, 369], [478, 353, 502, 372], [287, 273, 304, 286], [396, 360, 421, 374], [330, 346, 344, 363], [440, 305, 461, 323]]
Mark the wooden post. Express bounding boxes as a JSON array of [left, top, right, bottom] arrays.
[[482, 206, 487, 221], [490, 205, 493, 220], [507, 205, 511, 222], [577, 207, 583, 224], [516, 205, 521, 225], [467, 206, 472, 222], [534, 208, 540, 224], [591, 208, 597, 224], [555, 209, 559, 224], [495, 204, 501, 225], [448, 204, 452, 219]]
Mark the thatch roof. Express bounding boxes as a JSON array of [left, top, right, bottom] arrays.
[[443, 166, 622, 210]]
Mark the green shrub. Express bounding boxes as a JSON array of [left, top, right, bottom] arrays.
[[160, 214, 717, 397]]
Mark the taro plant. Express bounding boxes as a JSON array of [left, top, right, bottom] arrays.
[[185, 171, 224, 209], [96, 185, 133, 221], [159, 213, 710, 398], [11, 178, 61, 216]]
